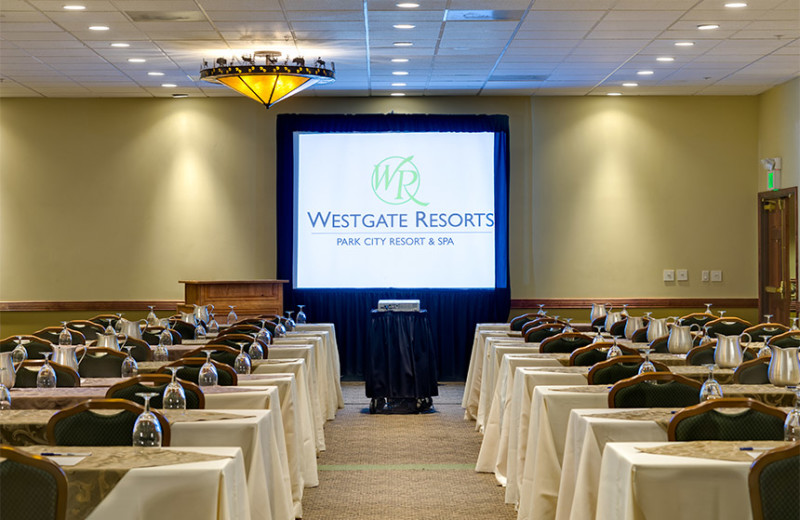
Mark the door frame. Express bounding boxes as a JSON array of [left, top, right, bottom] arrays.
[[757, 186, 798, 321]]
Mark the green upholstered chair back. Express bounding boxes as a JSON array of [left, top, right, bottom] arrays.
[[733, 357, 770, 384], [524, 324, 565, 343], [648, 335, 670, 353], [704, 317, 752, 337], [509, 314, 536, 332], [14, 361, 80, 388], [569, 343, 640, 366], [685, 344, 716, 366], [0, 446, 67, 520], [213, 334, 269, 351], [224, 324, 260, 336], [66, 320, 104, 341], [159, 359, 237, 386], [749, 443, 800, 520], [668, 398, 786, 442], [609, 373, 702, 408], [588, 356, 669, 385], [183, 345, 244, 368], [108, 381, 203, 409], [78, 349, 126, 378], [744, 323, 789, 340], [608, 319, 627, 338], [679, 313, 716, 328], [167, 319, 196, 341], [0, 335, 53, 360], [121, 337, 152, 362], [767, 332, 800, 348], [32, 327, 86, 346], [630, 327, 649, 343], [590, 316, 607, 333], [540, 333, 592, 354], [142, 328, 182, 346]]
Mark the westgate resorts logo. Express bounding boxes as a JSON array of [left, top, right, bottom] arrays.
[[371, 156, 429, 207]]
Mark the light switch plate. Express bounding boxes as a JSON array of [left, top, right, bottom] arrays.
[[663, 269, 675, 282], [701, 270, 710, 282], [711, 270, 723, 282], [676, 269, 688, 281]]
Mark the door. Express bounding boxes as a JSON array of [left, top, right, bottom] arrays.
[[758, 187, 798, 324]]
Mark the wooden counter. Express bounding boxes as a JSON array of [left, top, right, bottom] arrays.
[[179, 280, 288, 317]]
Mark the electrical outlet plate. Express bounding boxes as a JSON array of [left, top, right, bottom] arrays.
[[676, 269, 688, 281], [701, 270, 710, 282], [663, 269, 675, 282], [711, 270, 723, 282]]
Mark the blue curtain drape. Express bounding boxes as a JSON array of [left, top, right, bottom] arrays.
[[276, 113, 510, 380]]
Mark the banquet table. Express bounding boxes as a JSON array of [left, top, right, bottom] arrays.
[[595, 440, 792, 520], [12, 445, 250, 520], [514, 383, 796, 520], [2, 408, 293, 520], [463, 326, 517, 420]]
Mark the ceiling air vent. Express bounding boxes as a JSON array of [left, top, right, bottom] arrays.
[[489, 74, 549, 82], [444, 10, 524, 22], [125, 11, 206, 22]]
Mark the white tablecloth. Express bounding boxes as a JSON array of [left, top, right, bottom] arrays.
[[293, 323, 345, 413], [463, 325, 516, 420], [476, 338, 530, 431]]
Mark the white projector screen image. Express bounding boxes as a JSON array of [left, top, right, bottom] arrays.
[[294, 131, 496, 289]]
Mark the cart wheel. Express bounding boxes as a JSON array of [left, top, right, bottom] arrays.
[[369, 398, 378, 414]]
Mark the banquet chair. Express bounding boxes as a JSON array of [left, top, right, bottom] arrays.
[[608, 319, 627, 338], [733, 356, 771, 384], [748, 442, 800, 520], [0, 445, 68, 520], [766, 331, 800, 348], [89, 314, 120, 328], [167, 319, 196, 340], [223, 324, 261, 336], [47, 399, 170, 446], [213, 333, 269, 351], [608, 372, 702, 408], [539, 332, 592, 354], [686, 342, 755, 366], [590, 315, 606, 333], [630, 327, 649, 343], [648, 335, 670, 353], [0, 335, 53, 359], [183, 345, 243, 367], [667, 398, 786, 441], [106, 374, 205, 409], [587, 355, 669, 385], [744, 323, 789, 341], [678, 312, 716, 329], [142, 327, 182, 345], [524, 323, 566, 343], [66, 320, 105, 341], [509, 313, 537, 332], [78, 347, 127, 378], [521, 317, 568, 335], [14, 360, 80, 388], [704, 317, 752, 337], [158, 358, 238, 386], [568, 342, 639, 366], [121, 337, 153, 362], [32, 327, 86, 346]]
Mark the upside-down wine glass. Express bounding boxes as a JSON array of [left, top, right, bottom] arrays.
[[537, 304, 546, 316], [791, 317, 800, 331], [207, 314, 219, 335], [146, 306, 160, 327], [758, 335, 772, 357], [764, 314, 774, 324], [606, 336, 623, 359], [114, 313, 124, 333], [592, 326, 604, 343], [198, 350, 218, 387], [718, 310, 727, 317], [132, 392, 162, 448], [284, 311, 296, 332], [159, 325, 174, 347], [621, 304, 629, 317], [296, 305, 307, 324], [226, 305, 238, 325], [162, 367, 186, 411], [58, 322, 72, 346], [704, 303, 713, 315], [234, 343, 252, 375], [37, 353, 57, 389], [564, 318, 574, 333], [784, 386, 800, 441], [121, 346, 138, 378], [248, 339, 264, 361], [194, 321, 207, 341], [0, 383, 10, 410], [638, 348, 656, 375], [699, 363, 724, 401], [12, 336, 28, 364], [257, 320, 272, 345]]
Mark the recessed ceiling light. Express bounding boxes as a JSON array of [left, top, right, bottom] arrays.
[[391, 82, 407, 87], [622, 82, 638, 87], [637, 70, 654, 75], [656, 57, 675, 62], [391, 92, 406, 96], [396, 2, 420, 7], [393, 24, 416, 29], [392, 71, 409, 76], [607, 92, 622, 96], [161, 83, 177, 88], [393, 42, 413, 47], [172, 93, 189, 98], [391, 58, 409, 63], [148, 71, 164, 76], [675, 41, 695, 47], [724, 2, 747, 7], [63, 5, 86, 10], [697, 24, 720, 30], [89, 25, 109, 31], [128, 58, 146, 63], [111, 43, 130, 48]]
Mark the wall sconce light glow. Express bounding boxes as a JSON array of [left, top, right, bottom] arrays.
[[697, 24, 720, 30], [63, 5, 86, 10], [393, 24, 416, 29], [128, 58, 146, 63], [392, 71, 409, 76], [391, 58, 409, 63], [607, 92, 622, 96], [393, 42, 413, 47], [391, 82, 407, 86], [396, 2, 420, 7], [675, 41, 695, 47], [89, 25, 109, 31], [111, 42, 129, 47], [391, 92, 406, 96], [724, 2, 747, 7], [656, 57, 675, 62], [161, 83, 177, 88], [148, 71, 164, 76], [637, 70, 654, 75], [622, 82, 638, 87]]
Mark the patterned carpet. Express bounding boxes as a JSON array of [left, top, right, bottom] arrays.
[[301, 382, 517, 519]]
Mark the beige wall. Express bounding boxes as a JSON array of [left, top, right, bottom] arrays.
[[1, 88, 790, 334], [757, 77, 800, 192]]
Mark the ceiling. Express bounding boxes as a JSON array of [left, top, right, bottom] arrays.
[[1, 0, 798, 99]]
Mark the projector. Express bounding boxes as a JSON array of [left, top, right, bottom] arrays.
[[377, 299, 420, 312]]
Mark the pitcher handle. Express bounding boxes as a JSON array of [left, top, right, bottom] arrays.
[[117, 333, 128, 346], [689, 324, 701, 333], [77, 346, 87, 365], [740, 332, 752, 348]]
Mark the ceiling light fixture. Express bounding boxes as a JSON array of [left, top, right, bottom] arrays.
[[607, 92, 621, 96], [393, 24, 416, 29], [393, 42, 413, 47], [724, 2, 747, 7], [656, 57, 675, 62], [622, 82, 638, 87], [392, 71, 409, 76], [200, 50, 335, 109], [162, 83, 177, 88], [128, 58, 146, 63], [697, 24, 720, 30], [391, 58, 409, 63], [391, 82, 407, 86], [89, 25, 109, 31], [637, 70, 654, 75], [675, 41, 695, 47], [396, 2, 420, 7], [391, 92, 406, 96], [111, 43, 130, 47], [63, 5, 86, 10], [148, 71, 164, 76]]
